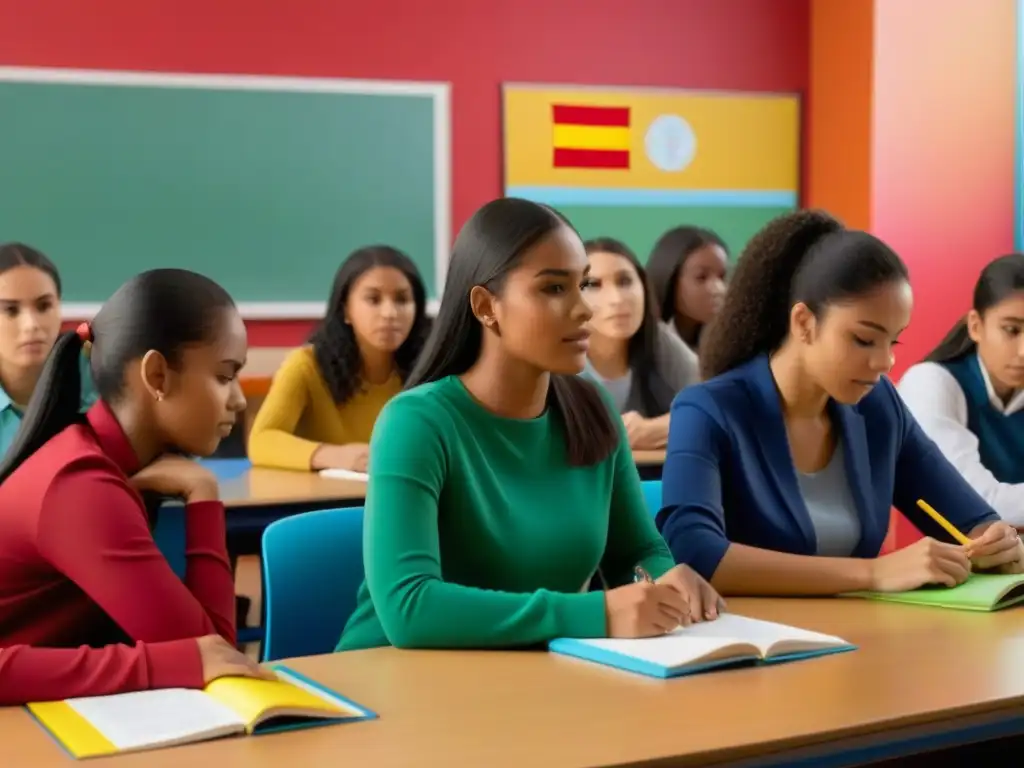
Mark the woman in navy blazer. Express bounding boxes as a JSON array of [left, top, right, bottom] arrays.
[[658, 210, 1024, 596]]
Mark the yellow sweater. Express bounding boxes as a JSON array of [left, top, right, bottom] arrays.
[[247, 347, 402, 471]]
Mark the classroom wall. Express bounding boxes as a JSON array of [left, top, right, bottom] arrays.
[[0, 0, 810, 346], [872, 0, 1018, 379]]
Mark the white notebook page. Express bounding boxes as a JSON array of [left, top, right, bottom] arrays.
[[318, 469, 369, 482], [67, 689, 242, 751], [567, 614, 844, 667], [673, 614, 845, 651]]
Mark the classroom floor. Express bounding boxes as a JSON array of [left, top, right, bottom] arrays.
[[236, 555, 262, 660]]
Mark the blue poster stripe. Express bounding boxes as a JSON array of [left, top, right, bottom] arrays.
[[506, 186, 798, 208]]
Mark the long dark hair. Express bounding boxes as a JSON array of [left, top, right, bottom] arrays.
[[309, 246, 428, 404], [700, 210, 909, 380], [646, 226, 728, 327], [0, 268, 237, 485], [0, 243, 62, 294], [407, 198, 618, 466], [925, 253, 1024, 363], [583, 236, 662, 416]]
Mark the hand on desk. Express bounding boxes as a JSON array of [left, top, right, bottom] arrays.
[[604, 565, 723, 637], [966, 521, 1024, 573], [311, 443, 370, 473], [198, 635, 277, 684], [869, 537, 971, 591], [130, 455, 219, 503], [621, 411, 668, 451]]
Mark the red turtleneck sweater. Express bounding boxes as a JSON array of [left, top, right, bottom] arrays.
[[0, 402, 235, 705]]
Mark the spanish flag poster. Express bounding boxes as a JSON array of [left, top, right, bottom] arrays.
[[502, 84, 800, 260]]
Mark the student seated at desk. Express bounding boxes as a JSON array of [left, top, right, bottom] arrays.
[[0, 269, 270, 703], [657, 210, 1024, 596], [0, 243, 95, 455], [338, 198, 722, 652], [248, 246, 428, 472], [581, 237, 698, 449], [646, 226, 728, 358], [899, 255, 1024, 526]]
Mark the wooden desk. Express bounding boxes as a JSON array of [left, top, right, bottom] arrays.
[[9, 599, 1024, 767], [219, 468, 365, 510]]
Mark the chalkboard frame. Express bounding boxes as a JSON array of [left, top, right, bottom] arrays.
[[0, 67, 451, 319]]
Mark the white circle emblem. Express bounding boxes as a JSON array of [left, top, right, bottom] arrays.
[[644, 114, 696, 172]]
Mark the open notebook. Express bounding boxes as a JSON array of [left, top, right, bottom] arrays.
[[318, 468, 369, 482], [28, 666, 376, 759], [549, 614, 855, 679], [843, 572, 1024, 612]]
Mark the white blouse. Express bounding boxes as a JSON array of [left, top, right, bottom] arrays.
[[897, 358, 1024, 525]]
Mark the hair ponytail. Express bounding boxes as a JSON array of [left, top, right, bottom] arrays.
[[925, 317, 975, 363], [699, 210, 843, 379], [0, 331, 85, 485]]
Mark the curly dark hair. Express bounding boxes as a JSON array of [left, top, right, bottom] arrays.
[[645, 225, 728, 324], [309, 245, 428, 404], [699, 210, 909, 380], [583, 236, 663, 416]]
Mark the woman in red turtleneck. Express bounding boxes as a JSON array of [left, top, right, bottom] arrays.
[[0, 268, 270, 705]]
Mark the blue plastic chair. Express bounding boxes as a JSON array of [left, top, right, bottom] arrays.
[[261, 506, 364, 661], [641, 479, 662, 518]]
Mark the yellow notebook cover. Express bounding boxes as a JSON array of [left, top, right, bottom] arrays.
[[28, 665, 376, 759]]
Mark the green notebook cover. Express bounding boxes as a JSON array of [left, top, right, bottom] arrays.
[[843, 573, 1024, 612]]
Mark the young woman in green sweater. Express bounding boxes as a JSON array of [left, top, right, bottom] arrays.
[[337, 198, 723, 651]]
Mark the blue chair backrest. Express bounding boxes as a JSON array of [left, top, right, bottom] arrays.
[[261, 506, 364, 661], [641, 480, 662, 518]]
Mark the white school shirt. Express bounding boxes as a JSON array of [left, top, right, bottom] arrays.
[[897, 357, 1024, 525]]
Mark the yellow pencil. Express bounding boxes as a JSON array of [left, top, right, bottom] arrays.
[[916, 499, 973, 547]]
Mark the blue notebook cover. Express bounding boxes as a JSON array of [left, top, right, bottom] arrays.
[[548, 615, 857, 679]]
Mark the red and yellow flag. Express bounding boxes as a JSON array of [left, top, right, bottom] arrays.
[[551, 104, 631, 170]]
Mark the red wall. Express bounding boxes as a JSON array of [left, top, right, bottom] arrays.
[[0, 0, 810, 346]]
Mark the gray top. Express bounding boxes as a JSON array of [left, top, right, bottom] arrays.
[[584, 324, 700, 414], [795, 441, 862, 557]]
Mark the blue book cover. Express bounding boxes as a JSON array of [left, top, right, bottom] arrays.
[[549, 614, 856, 679]]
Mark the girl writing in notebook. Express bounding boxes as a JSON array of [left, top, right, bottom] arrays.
[[581, 237, 699, 449], [0, 243, 96, 455], [338, 198, 722, 652], [657, 210, 1024, 596], [899, 255, 1024, 526], [645, 226, 728, 358], [248, 246, 429, 473], [0, 268, 272, 704]]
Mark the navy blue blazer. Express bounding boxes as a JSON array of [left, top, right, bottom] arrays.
[[657, 354, 1000, 580]]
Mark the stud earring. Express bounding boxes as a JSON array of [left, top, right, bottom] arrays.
[[155, 391, 165, 402]]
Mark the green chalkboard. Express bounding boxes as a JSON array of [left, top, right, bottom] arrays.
[[0, 70, 449, 314]]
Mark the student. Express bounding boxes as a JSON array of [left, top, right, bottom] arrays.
[[337, 198, 722, 651], [645, 226, 728, 355], [0, 268, 272, 703], [0, 635, 269, 706], [657, 210, 1024, 596], [899, 254, 1024, 525], [0, 243, 96, 454], [248, 246, 428, 472], [581, 237, 699, 449]]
